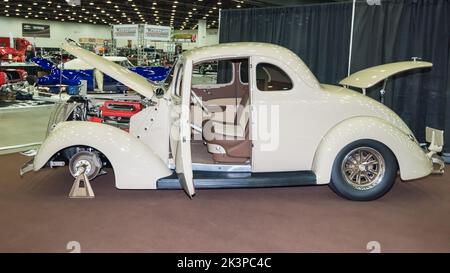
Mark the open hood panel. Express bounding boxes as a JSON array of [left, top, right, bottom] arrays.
[[340, 61, 432, 89], [61, 42, 155, 98]]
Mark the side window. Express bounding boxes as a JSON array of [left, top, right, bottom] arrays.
[[240, 60, 249, 84], [256, 63, 293, 91], [192, 60, 233, 85], [174, 64, 184, 97]]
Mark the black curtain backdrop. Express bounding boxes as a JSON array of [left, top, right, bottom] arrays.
[[352, 0, 450, 150], [219, 0, 450, 152], [219, 2, 353, 85]]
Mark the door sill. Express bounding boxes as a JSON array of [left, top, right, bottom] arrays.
[[191, 163, 251, 172]]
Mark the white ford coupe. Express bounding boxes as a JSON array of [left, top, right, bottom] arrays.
[[20, 41, 445, 201]]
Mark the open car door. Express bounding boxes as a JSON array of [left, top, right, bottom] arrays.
[[170, 62, 196, 197]]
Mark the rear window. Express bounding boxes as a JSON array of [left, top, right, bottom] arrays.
[[256, 63, 293, 91]]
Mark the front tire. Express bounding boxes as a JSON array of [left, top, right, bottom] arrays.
[[329, 139, 398, 201]]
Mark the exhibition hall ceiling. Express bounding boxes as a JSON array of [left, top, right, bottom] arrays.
[[0, 0, 341, 29]]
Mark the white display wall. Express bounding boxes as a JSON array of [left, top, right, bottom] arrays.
[[0, 16, 111, 48]]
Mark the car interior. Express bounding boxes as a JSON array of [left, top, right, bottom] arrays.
[[190, 58, 252, 165]]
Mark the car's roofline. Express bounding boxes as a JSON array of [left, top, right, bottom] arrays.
[[182, 42, 321, 89]]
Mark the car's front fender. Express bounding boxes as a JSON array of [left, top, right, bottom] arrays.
[[312, 116, 432, 184], [33, 121, 172, 189]]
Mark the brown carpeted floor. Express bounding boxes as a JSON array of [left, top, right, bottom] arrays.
[[0, 153, 449, 253]]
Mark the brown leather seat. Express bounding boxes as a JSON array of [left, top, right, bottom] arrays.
[[203, 91, 251, 163], [205, 120, 251, 163]]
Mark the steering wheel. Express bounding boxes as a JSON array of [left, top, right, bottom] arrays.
[[190, 90, 210, 115]]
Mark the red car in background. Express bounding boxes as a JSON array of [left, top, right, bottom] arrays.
[[0, 70, 7, 89], [0, 38, 31, 63], [0, 69, 28, 94]]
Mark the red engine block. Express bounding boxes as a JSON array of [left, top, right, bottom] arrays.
[[88, 100, 143, 131], [99, 100, 143, 119]]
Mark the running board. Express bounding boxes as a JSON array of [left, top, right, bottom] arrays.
[[157, 171, 316, 189]]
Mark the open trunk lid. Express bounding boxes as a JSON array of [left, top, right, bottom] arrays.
[[340, 60, 432, 89]]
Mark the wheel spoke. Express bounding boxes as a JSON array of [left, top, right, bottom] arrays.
[[361, 172, 371, 183], [356, 172, 362, 184], [340, 146, 386, 190], [345, 166, 354, 172], [362, 153, 372, 163], [349, 155, 358, 165], [349, 169, 358, 180], [364, 159, 379, 165]]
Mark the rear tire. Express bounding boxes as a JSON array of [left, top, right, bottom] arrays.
[[329, 139, 398, 201]]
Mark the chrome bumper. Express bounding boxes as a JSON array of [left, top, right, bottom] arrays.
[[431, 154, 445, 174], [425, 127, 445, 175]]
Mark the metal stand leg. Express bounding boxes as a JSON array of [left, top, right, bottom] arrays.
[[380, 89, 386, 104], [69, 166, 95, 198], [379, 79, 388, 105]]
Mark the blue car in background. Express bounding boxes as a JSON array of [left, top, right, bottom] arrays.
[[32, 56, 170, 93]]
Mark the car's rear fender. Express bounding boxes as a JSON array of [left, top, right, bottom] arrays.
[[33, 121, 172, 189], [312, 116, 432, 184]]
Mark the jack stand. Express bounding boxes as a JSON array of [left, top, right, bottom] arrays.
[[69, 166, 95, 198]]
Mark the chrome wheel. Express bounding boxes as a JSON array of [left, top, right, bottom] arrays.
[[340, 147, 386, 191]]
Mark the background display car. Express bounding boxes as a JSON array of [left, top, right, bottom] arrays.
[[21, 42, 445, 201], [0, 38, 31, 63], [0, 68, 30, 99], [32, 56, 171, 92]]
